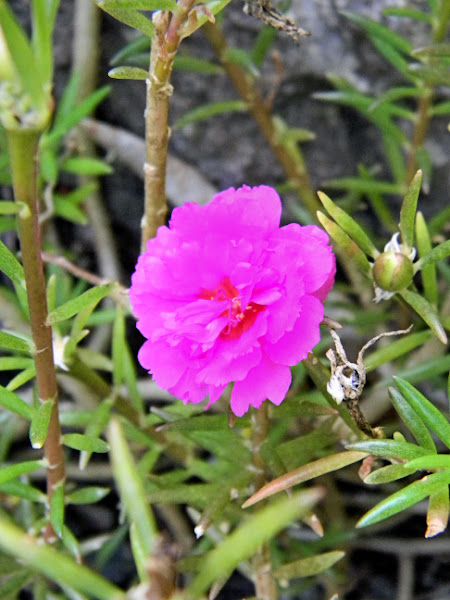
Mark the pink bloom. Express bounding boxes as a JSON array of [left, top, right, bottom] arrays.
[[129, 185, 335, 417]]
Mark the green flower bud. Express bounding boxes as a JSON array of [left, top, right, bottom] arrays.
[[372, 251, 414, 292]]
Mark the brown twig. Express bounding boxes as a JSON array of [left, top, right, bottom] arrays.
[[142, 0, 199, 249], [202, 20, 320, 218]]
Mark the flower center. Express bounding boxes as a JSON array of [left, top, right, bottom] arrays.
[[199, 276, 265, 340]]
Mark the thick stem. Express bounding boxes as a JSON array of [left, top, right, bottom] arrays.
[[250, 403, 278, 600], [142, 0, 197, 249], [203, 21, 320, 219], [405, 90, 432, 185], [406, 3, 450, 184], [7, 130, 65, 539]]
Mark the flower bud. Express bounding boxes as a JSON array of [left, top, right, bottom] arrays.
[[372, 251, 414, 292]]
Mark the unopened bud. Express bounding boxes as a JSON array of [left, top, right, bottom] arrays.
[[372, 251, 414, 292]]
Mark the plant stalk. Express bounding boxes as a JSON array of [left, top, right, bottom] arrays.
[[142, 0, 197, 249], [7, 129, 65, 540], [406, 3, 450, 184], [250, 402, 278, 600], [203, 20, 320, 219]]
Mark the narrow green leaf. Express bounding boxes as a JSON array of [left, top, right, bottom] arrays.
[[96, 5, 155, 37], [317, 212, 372, 276], [394, 377, 450, 449], [399, 170, 422, 250], [365, 330, 433, 372], [432, 100, 450, 116], [108, 66, 148, 80], [61, 157, 113, 176], [394, 354, 450, 385], [112, 305, 125, 389], [343, 11, 412, 53], [388, 388, 436, 453], [250, 25, 278, 67], [31, 0, 59, 84], [0, 2, 44, 106], [426, 486, 449, 537], [174, 54, 223, 74], [0, 201, 21, 215], [370, 34, 415, 80], [346, 440, 429, 461], [0, 241, 24, 287], [399, 289, 447, 344], [29, 400, 54, 449], [0, 330, 31, 355], [0, 460, 44, 485], [357, 470, 450, 528], [66, 487, 110, 505], [100, 0, 176, 9], [50, 480, 65, 538], [146, 482, 219, 508], [363, 462, 417, 485], [242, 451, 367, 508], [43, 86, 111, 148], [63, 434, 109, 454], [79, 398, 114, 470], [415, 212, 438, 305], [274, 550, 345, 580], [0, 357, 33, 371], [0, 386, 33, 419], [108, 418, 157, 556], [54, 197, 88, 225], [129, 521, 149, 582], [188, 488, 324, 597], [109, 34, 150, 66], [61, 524, 81, 560], [416, 239, 450, 270], [46, 282, 116, 325], [0, 480, 46, 502], [0, 568, 33, 599], [174, 100, 247, 129], [0, 518, 126, 599], [323, 177, 403, 195], [383, 7, 432, 22], [381, 131, 407, 183], [406, 455, 450, 471], [317, 191, 378, 258], [52, 71, 80, 130], [6, 366, 36, 392]]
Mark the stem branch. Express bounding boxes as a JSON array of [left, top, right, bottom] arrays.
[[142, 0, 197, 249], [250, 403, 278, 600], [7, 130, 65, 540]]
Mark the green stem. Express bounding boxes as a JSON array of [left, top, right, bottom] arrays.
[[202, 21, 320, 219], [142, 0, 197, 249], [250, 403, 278, 600], [7, 129, 65, 540], [406, 3, 450, 184]]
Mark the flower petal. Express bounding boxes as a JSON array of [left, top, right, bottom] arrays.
[[230, 355, 292, 417]]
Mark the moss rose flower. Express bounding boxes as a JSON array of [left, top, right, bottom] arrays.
[[130, 185, 335, 417]]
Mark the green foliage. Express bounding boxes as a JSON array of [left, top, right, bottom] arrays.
[[0, 1, 448, 599], [346, 379, 450, 535], [319, 171, 449, 343]]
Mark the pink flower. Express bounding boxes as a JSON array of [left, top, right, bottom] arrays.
[[129, 185, 335, 417]]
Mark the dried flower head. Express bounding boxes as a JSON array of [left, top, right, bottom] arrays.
[[130, 185, 335, 417]]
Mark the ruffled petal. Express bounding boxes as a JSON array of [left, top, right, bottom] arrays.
[[264, 295, 324, 365], [230, 355, 292, 417]]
